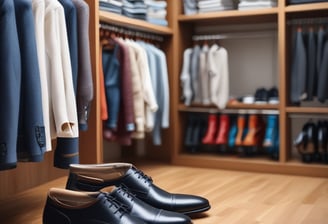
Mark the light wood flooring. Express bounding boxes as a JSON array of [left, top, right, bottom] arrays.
[[0, 162, 328, 224]]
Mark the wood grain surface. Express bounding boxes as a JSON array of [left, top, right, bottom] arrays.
[[1, 162, 327, 224]]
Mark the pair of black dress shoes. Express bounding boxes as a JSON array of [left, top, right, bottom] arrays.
[[42, 163, 211, 224], [294, 120, 328, 163]]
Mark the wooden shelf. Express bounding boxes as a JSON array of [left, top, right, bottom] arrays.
[[286, 106, 328, 114], [99, 10, 173, 35], [173, 153, 328, 177], [178, 102, 279, 113], [178, 8, 278, 24], [285, 2, 328, 12], [178, 8, 279, 21]]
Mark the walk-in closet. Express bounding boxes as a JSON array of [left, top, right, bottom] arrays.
[[1, 1, 328, 223]]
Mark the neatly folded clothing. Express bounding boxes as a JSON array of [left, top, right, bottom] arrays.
[[99, 1, 123, 14], [144, 0, 167, 9], [198, 0, 234, 8], [147, 9, 167, 19], [198, 0, 232, 6], [238, 0, 277, 9], [123, 0, 147, 9], [123, 10, 147, 20], [183, 0, 198, 15], [100, 6, 123, 14], [198, 5, 234, 12], [147, 18, 168, 26]]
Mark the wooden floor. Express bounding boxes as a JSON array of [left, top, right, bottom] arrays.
[[1, 162, 328, 224]]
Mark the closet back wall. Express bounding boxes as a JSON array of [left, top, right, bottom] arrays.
[[195, 24, 278, 97]]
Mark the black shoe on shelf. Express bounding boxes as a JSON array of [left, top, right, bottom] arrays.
[[317, 120, 328, 163], [294, 121, 317, 163], [254, 88, 269, 104], [66, 163, 211, 215], [42, 188, 146, 224], [268, 87, 279, 104]]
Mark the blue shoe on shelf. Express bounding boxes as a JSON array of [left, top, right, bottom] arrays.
[[263, 114, 279, 160]]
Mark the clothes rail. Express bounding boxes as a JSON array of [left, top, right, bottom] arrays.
[[192, 30, 276, 41], [100, 23, 164, 42], [287, 17, 328, 26]]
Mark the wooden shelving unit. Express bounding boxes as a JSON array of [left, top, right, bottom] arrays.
[[2, 0, 328, 200], [171, 1, 328, 177], [99, 11, 173, 35]]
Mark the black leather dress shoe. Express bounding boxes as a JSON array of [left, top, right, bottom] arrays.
[[43, 188, 145, 224], [110, 185, 192, 223], [66, 163, 211, 215], [294, 121, 317, 163]]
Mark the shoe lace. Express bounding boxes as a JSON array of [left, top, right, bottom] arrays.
[[117, 185, 135, 202], [133, 167, 153, 184], [103, 193, 130, 218]]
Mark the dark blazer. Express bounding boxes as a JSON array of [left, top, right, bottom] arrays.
[[14, 0, 46, 163], [58, 0, 78, 94], [0, 0, 21, 170], [290, 28, 307, 104], [317, 37, 328, 103]]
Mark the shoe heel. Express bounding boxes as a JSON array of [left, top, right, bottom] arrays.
[[65, 173, 79, 190], [43, 205, 71, 224]]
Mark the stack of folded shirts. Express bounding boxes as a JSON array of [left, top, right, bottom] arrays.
[[122, 0, 147, 20], [197, 0, 234, 13], [145, 0, 168, 26], [183, 0, 198, 15], [238, 0, 277, 10], [99, 0, 123, 14]]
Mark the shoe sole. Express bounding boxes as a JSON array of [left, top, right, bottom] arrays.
[[183, 205, 211, 215]]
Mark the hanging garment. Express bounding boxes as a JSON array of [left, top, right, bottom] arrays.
[[99, 38, 109, 121], [146, 43, 170, 146], [191, 45, 201, 103], [199, 44, 210, 105], [113, 37, 135, 145], [14, 0, 46, 163], [72, 0, 94, 131], [305, 27, 316, 101], [58, 0, 78, 94], [0, 0, 21, 170], [125, 39, 158, 140], [180, 48, 193, 106], [317, 35, 328, 103], [316, 26, 325, 74], [290, 27, 306, 104], [125, 40, 145, 139], [102, 42, 121, 131], [32, 0, 52, 152], [207, 44, 229, 109], [44, 0, 79, 169]]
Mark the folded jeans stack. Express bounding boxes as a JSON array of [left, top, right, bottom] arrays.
[[145, 0, 168, 26], [122, 0, 147, 20], [238, 0, 278, 10], [197, 0, 235, 13], [99, 0, 123, 14]]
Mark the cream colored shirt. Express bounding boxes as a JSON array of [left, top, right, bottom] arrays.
[[44, 0, 78, 140]]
